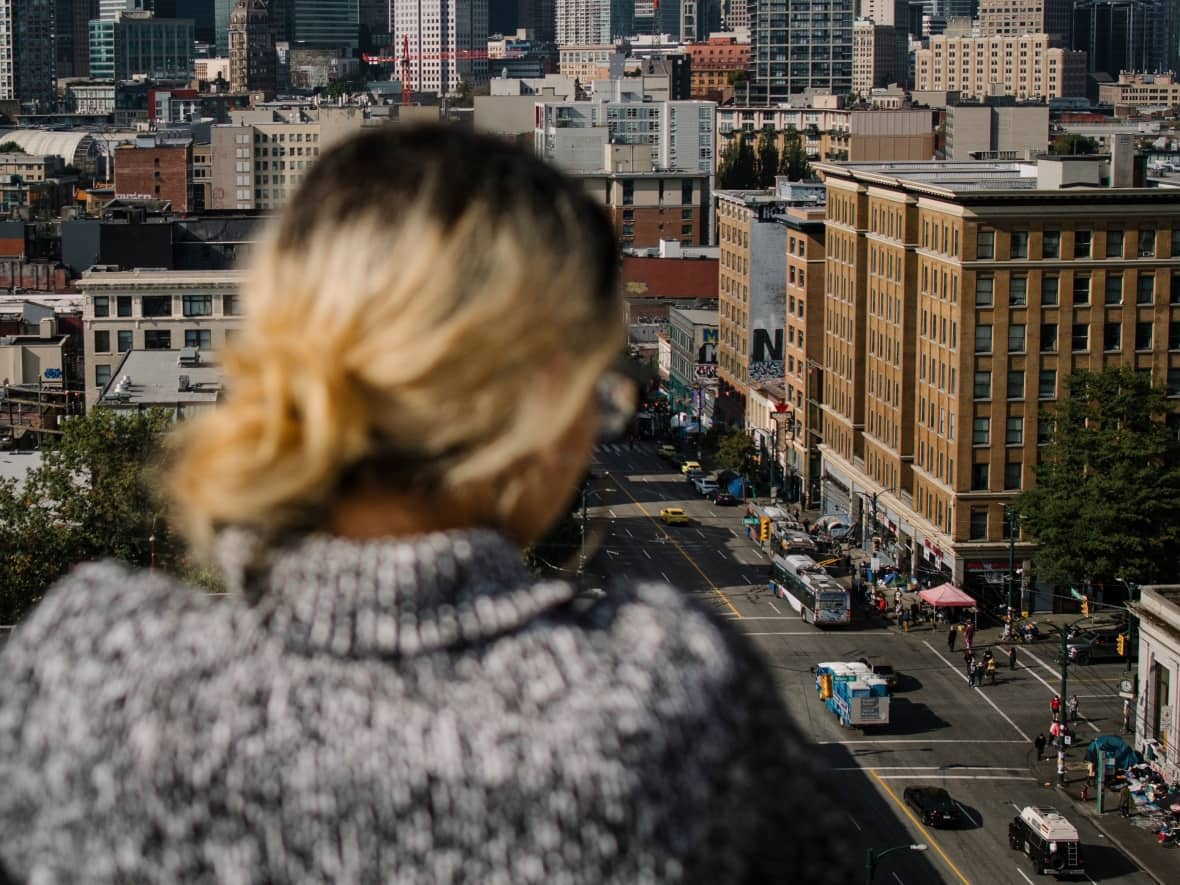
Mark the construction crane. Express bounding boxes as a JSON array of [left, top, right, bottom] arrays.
[[361, 41, 494, 107]]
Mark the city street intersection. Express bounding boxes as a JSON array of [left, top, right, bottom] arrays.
[[585, 442, 1173, 885]]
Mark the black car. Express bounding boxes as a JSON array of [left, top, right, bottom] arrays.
[[903, 786, 961, 828], [712, 492, 738, 506]]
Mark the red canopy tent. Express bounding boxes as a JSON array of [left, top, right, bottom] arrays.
[[919, 583, 976, 608]]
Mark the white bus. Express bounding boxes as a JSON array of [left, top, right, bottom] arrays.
[[770, 554, 852, 626]]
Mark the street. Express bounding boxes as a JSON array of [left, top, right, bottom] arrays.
[[585, 442, 1168, 885]]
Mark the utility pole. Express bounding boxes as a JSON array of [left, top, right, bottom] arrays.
[[578, 480, 588, 578], [1006, 506, 1019, 615]]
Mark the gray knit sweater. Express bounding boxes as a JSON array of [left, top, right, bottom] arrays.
[[0, 529, 853, 884]]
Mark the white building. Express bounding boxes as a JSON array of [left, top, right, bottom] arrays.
[[391, 0, 489, 96], [556, 0, 630, 45], [1131, 585, 1180, 782]]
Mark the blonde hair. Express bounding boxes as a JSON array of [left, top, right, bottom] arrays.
[[169, 125, 622, 552]]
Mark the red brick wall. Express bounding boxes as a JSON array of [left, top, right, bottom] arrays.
[[610, 207, 706, 250], [115, 145, 192, 213], [0, 259, 70, 291]]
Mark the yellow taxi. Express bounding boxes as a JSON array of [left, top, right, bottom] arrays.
[[679, 460, 702, 474], [659, 507, 689, 525]]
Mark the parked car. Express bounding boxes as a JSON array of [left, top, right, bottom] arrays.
[[679, 460, 702, 475], [659, 507, 689, 525], [903, 786, 961, 828], [694, 478, 719, 497], [657, 444, 678, 461], [712, 491, 738, 506], [685, 469, 705, 485]]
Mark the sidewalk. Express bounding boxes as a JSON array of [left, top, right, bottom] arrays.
[[1030, 757, 1180, 884]]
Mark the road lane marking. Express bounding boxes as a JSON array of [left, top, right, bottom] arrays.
[[611, 477, 742, 618], [729, 528, 739, 538], [820, 739, 1026, 745], [660, 571, 671, 583], [717, 550, 727, 559], [870, 771, 971, 885], [892, 874, 904, 885], [608, 509, 617, 518], [1002, 645, 1102, 734], [922, 640, 1030, 742], [847, 813, 862, 832], [1017, 870, 1035, 885], [642, 549, 651, 559], [741, 630, 888, 636], [954, 802, 980, 827], [741, 573, 752, 584], [876, 775, 1033, 781], [832, 766, 1025, 772], [623, 527, 632, 537], [696, 529, 706, 538], [767, 600, 781, 614]]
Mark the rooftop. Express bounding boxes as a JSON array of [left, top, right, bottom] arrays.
[[99, 349, 224, 407], [669, 307, 718, 326], [80, 268, 246, 289]]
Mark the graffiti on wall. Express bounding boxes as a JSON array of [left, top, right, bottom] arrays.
[[748, 327, 784, 381]]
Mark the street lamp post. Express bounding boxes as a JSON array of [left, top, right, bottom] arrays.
[[692, 383, 703, 461], [865, 843, 928, 884], [1005, 506, 1021, 617]]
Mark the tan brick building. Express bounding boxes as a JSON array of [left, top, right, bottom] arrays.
[[814, 154, 1180, 605], [685, 37, 749, 102], [114, 138, 192, 213], [914, 33, 1087, 102]]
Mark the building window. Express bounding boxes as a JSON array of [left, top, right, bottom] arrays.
[[1039, 369, 1057, 399], [1135, 321, 1154, 351], [94, 330, 110, 353], [971, 462, 990, 491], [184, 329, 212, 349], [223, 294, 241, 316], [1071, 323, 1089, 352], [116, 296, 133, 318], [1072, 273, 1090, 304], [977, 229, 994, 259], [974, 371, 992, 399], [95, 364, 111, 390], [1010, 275, 1027, 306], [1037, 417, 1054, 444], [1010, 231, 1028, 259], [1008, 324, 1026, 353], [1074, 230, 1092, 258], [1172, 273, 1180, 304], [1105, 274, 1123, 305], [144, 330, 172, 350], [975, 324, 992, 353], [976, 276, 994, 306], [117, 330, 132, 353], [1107, 229, 1124, 258], [93, 296, 110, 318], [622, 180, 634, 206], [142, 295, 172, 318], [1104, 322, 1122, 351], [1040, 323, 1058, 352], [183, 295, 213, 317], [1043, 230, 1060, 258], [1041, 275, 1059, 306], [1006, 416, 1024, 446], [973, 416, 990, 445], [969, 508, 988, 539], [1139, 228, 1156, 257], [1137, 273, 1155, 305], [1170, 321, 1180, 351], [1004, 462, 1022, 490], [1007, 370, 1024, 399]]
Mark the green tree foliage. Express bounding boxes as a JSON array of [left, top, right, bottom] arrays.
[[754, 127, 780, 188], [777, 127, 811, 180], [1049, 133, 1100, 156], [718, 132, 757, 189], [1016, 367, 1180, 587], [714, 428, 756, 476], [0, 409, 185, 623], [0, 142, 24, 154]]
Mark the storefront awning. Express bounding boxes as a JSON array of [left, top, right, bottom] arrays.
[[919, 583, 976, 608]]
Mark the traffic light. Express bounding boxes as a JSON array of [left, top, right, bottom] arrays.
[[872, 535, 881, 552], [760, 518, 770, 542], [1117, 634, 1127, 656], [1081, 597, 1090, 617]]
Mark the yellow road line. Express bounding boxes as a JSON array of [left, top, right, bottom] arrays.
[[870, 770, 972, 885], [610, 479, 743, 619]]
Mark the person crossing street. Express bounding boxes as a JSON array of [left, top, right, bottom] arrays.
[[1034, 733, 1047, 761], [1068, 694, 1079, 723], [947, 625, 957, 653], [986, 653, 997, 685]]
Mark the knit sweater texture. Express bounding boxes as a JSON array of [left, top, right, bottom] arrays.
[[0, 529, 853, 883]]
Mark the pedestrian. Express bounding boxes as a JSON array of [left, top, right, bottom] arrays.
[[1050, 695, 1061, 718], [947, 625, 957, 653], [1068, 694, 1079, 723], [1049, 720, 1062, 746], [986, 655, 997, 685], [964, 622, 975, 651], [901, 609, 910, 633], [1119, 785, 1134, 818], [967, 660, 978, 688], [1123, 698, 1132, 733], [1034, 732, 1047, 761], [1009, 645, 1018, 670]]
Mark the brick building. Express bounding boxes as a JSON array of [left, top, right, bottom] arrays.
[[684, 37, 749, 103], [114, 135, 193, 213]]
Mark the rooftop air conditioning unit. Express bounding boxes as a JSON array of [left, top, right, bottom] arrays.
[[178, 374, 191, 392]]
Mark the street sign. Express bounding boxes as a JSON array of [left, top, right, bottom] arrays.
[[43, 368, 62, 379], [1118, 678, 1135, 700]]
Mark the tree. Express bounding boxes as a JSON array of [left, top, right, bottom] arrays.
[[1049, 133, 1099, 156], [714, 428, 756, 477], [777, 126, 810, 181], [0, 409, 187, 623], [718, 132, 756, 189], [754, 127, 779, 188], [1016, 367, 1180, 589], [0, 142, 24, 153]]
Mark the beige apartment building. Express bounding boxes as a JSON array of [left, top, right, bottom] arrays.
[[815, 151, 1180, 605], [79, 268, 246, 404], [915, 33, 1086, 102], [852, 20, 899, 98], [1099, 73, 1180, 112], [977, 0, 1073, 44]]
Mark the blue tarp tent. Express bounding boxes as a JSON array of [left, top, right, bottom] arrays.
[[1084, 734, 1140, 770]]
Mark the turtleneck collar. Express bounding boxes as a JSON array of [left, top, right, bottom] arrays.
[[218, 528, 577, 659]]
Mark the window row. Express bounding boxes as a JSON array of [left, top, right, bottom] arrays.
[[92, 293, 241, 319], [974, 321, 1171, 354], [975, 271, 1180, 308], [977, 226, 1175, 260], [93, 328, 215, 353]]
